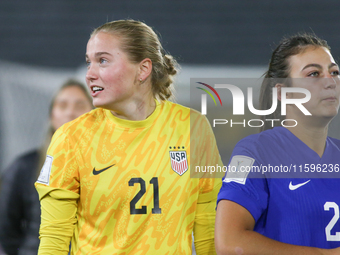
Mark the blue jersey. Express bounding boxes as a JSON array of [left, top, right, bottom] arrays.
[[217, 127, 340, 248]]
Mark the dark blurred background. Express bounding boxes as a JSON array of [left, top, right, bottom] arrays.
[[1, 0, 340, 68]]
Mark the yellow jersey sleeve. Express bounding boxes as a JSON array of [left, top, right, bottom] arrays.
[[35, 126, 82, 254], [190, 110, 222, 254], [36, 128, 81, 196], [194, 182, 220, 255], [37, 189, 78, 255]]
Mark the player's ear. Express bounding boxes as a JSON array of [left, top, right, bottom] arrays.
[[139, 58, 152, 82], [275, 83, 283, 101]]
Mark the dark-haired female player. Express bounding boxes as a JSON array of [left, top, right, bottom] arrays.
[[216, 34, 340, 254], [35, 20, 222, 255]]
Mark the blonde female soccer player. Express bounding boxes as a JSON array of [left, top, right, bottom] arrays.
[[215, 34, 340, 254], [35, 20, 222, 255]]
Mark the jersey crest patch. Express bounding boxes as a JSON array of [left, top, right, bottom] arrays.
[[169, 150, 188, 176], [36, 155, 53, 185], [224, 155, 255, 185]]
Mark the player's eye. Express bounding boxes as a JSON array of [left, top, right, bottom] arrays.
[[85, 60, 91, 67], [100, 58, 107, 64], [307, 71, 319, 77], [331, 70, 340, 76]]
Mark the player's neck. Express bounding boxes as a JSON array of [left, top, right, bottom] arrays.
[[109, 94, 156, 121], [286, 124, 328, 158]]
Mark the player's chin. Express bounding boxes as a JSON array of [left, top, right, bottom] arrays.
[[319, 108, 339, 120], [93, 101, 115, 112], [92, 99, 106, 109]]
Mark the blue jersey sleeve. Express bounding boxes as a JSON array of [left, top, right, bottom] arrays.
[[217, 137, 269, 222]]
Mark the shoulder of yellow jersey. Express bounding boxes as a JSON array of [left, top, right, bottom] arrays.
[[57, 108, 104, 131], [163, 101, 204, 120]]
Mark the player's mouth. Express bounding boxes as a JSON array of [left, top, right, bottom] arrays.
[[322, 96, 337, 102], [91, 85, 104, 97]]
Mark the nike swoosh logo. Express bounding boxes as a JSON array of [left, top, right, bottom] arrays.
[[93, 164, 115, 175], [289, 180, 311, 190]]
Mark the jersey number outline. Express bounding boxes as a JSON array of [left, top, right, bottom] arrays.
[[324, 202, 340, 241], [129, 177, 162, 215]]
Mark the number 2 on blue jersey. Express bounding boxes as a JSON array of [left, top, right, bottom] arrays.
[[324, 202, 340, 241]]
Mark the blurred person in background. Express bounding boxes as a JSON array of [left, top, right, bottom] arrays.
[[0, 79, 93, 255]]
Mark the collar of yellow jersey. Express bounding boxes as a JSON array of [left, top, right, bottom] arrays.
[[105, 99, 162, 129]]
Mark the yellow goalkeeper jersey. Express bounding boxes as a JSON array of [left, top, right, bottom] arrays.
[[36, 100, 222, 255]]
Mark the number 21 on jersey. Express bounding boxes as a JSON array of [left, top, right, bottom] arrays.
[[129, 177, 162, 215]]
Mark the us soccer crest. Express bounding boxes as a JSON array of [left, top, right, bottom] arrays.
[[169, 147, 188, 175]]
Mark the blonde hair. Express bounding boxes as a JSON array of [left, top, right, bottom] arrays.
[[91, 19, 178, 101]]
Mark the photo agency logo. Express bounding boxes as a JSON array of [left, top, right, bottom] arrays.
[[193, 78, 312, 128], [196, 82, 223, 113]]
